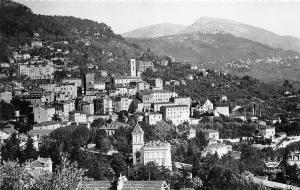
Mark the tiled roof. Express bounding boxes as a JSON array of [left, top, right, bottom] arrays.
[[1, 127, 18, 135], [204, 129, 219, 133], [144, 141, 170, 149], [122, 181, 167, 190], [132, 123, 144, 134], [77, 181, 112, 190], [29, 158, 51, 168], [33, 121, 59, 127], [77, 181, 169, 190]]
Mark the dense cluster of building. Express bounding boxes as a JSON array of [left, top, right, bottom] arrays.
[[1, 35, 300, 190]]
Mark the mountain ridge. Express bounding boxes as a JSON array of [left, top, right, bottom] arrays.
[[123, 17, 300, 53], [122, 23, 186, 38]]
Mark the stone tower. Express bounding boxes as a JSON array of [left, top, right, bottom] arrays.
[[132, 123, 144, 165], [130, 59, 136, 77]]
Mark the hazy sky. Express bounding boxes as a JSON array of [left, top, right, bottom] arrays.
[[16, 0, 300, 38]]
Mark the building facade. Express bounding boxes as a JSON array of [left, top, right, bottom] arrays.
[[132, 124, 172, 170], [33, 106, 55, 123], [161, 105, 190, 126]]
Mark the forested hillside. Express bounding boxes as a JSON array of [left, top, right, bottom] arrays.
[[0, 0, 141, 73]]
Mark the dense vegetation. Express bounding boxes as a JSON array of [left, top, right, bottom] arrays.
[[0, 0, 141, 75]]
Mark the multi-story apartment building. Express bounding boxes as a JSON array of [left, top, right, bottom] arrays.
[[18, 62, 54, 79], [94, 96, 114, 115], [113, 97, 133, 113], [33, 106, 55, 123], [161, 105, 190, 126], [55, 82, 77, 99], [136, 60, 154, 72], [140, 90, 178, 111], [22, 94, 46, 107], [152, 102, 175, 112], [54, 100, 75, 120], [113, 76, 142, 86], [79, 101, 94, 115], [69, 111, 87, 123], [62, 78, 82, 88], [147, 78, 163, 90], [145, 112, 163, 125], [38, 79, 56, 91], [172, 97, 191, 107]]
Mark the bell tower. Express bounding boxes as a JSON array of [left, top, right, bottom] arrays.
[[132, 123, 144, 165], [130, 59, 136, 77]]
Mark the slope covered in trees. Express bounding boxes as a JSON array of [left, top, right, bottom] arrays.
[[0, 0, 141, 67]]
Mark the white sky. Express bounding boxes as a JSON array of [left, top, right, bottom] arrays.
[[16, 0, 300, 38]]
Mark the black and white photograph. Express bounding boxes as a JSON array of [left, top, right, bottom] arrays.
[[1, 0, 300, 189]]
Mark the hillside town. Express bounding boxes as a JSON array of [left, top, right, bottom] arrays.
[[1, 32, 300, 190], [2, 1, 300, 189]]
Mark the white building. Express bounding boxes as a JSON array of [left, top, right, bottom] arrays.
[[26, 158, 52, 177], [55, 82, 77, 99], [130, 59, 137, 77], [18, 63, 54, 79], [202, 142, 232, 158], [198, 99, 214, 113], [69, 111, 87, 123], [62, 78, 82, 88], [204, 129, 219, 140], [258, 126, 275, 139], [33, 106, 55, 123], [29, 121, 61, 139], [145, 113, 163, 125], [140, 90, 178, 111], [161, 105, 190, 126], [132, 124, 172, 170], [113, 97, 133, 113], [172, 97, 191, 107], [214, 106, 230, 117], [287, 151, 300, 168], [54, 100, 75, 120]]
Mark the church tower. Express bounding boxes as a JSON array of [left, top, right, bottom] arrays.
[[132, 123, 144, 165], [130, 59, 136, 77]]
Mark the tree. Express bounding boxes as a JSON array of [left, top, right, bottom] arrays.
[[22, 135, 38, 162], [91, 118, 106, 128], [32, 159, 91, 190], [1, 133, 21, 162], [128, 99, 138, 114], [110, 153, 128, 176], [118, 110, 129, 123], [69, 143, 82, 164], [70, 126, 91, 147], [51, 113, 61, 122], [0, 101, 15, 120], [0, 161, 31, 190], [79, 152, 112, 180]]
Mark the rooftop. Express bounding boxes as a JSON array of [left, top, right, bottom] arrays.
[[132, 123, 144, 134], [162, 105, 189, 108], [33, 121, 60, 127], [144, 141, 170, 149]]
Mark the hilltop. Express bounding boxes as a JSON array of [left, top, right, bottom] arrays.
[[122, 23, 186, 38], [123, 17, 300, 53]]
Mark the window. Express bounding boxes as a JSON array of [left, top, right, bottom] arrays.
[[136, 152, 141, 163]]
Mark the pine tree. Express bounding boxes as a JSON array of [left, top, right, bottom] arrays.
[[23, 135, 38, 162], [1, 133, 21, 162]]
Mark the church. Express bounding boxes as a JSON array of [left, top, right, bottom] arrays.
[[132, 123, 172, 170]]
